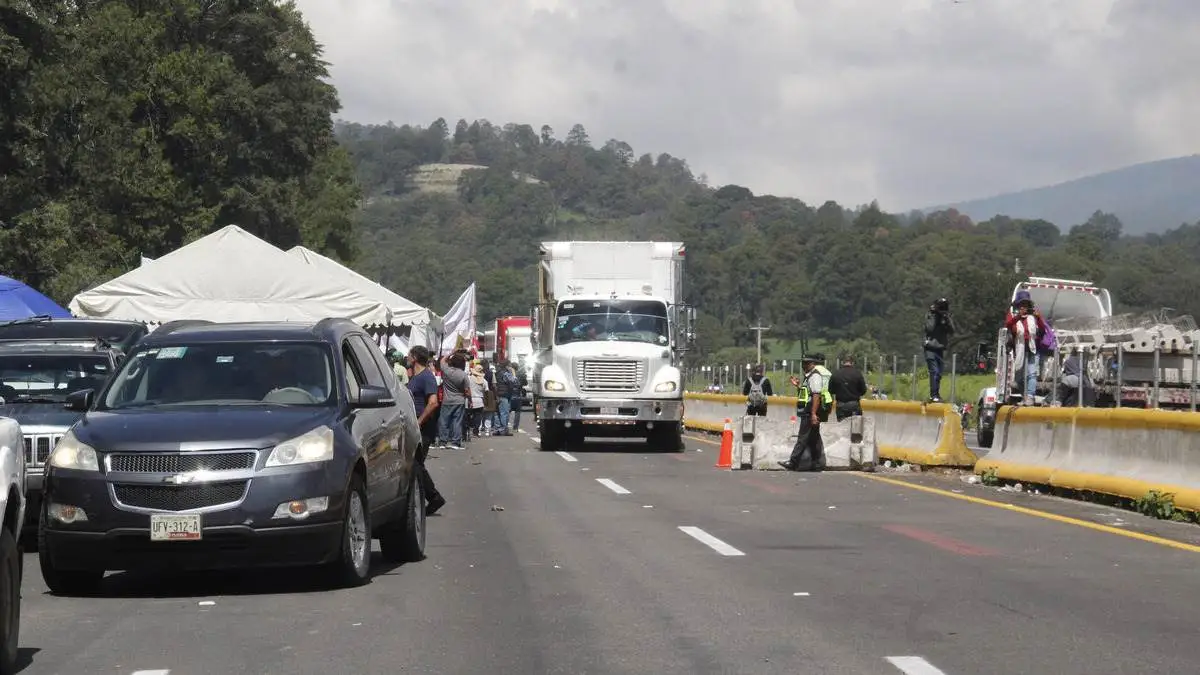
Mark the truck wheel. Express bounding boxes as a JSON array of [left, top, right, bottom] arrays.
[[648, 422, 684, 452], [539, 421, 564, 452]]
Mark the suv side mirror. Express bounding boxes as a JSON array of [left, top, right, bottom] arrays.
[[355, 384, 395, 408], [65, 389, 93, 412]]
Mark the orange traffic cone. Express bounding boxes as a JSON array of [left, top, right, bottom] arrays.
[[716, 418, 733, 469]]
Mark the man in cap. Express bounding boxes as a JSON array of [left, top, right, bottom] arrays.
[[779, 354, 833, 471], [742, 363, 773, 416], [829, 355, 868, 422]]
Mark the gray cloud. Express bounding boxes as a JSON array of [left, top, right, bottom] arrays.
[[295, 0, 1200, 210]]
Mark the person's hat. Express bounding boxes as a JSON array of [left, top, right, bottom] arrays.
[[801, 354, 821, 364]]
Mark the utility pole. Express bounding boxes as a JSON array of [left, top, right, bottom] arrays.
[[749, 323, 770, 365]]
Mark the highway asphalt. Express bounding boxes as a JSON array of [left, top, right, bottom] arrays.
[[14, 419, 1200, 674]]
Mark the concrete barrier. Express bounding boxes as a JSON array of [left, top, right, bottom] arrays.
[[976, 406, 1200, 510], [683, 392, 976, 467], [736, 415, 879, 470]]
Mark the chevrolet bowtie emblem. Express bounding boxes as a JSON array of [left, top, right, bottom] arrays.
[[163, 474, 194, 485]]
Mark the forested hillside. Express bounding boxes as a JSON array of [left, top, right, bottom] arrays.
[[338, 119, 1200, 364]]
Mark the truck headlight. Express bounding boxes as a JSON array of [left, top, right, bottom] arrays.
[[265, 426, 335, 467], [544, 380, 566, 392], [49, 431, 99, 472], [654, 381, 678, 393]]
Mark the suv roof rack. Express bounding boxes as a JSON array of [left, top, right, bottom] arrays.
[[154, 320, 213, 337]]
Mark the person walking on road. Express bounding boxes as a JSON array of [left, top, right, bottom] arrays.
[[779, 354, 833, 472], [742, 364, 773, 416], [437, 352, 471, 449], [466, 363, 488, 440], [923, 297, 956, 402], [493, 363, 519, 436], [406, 346, 446, 516], [829, 355, 868, 422]]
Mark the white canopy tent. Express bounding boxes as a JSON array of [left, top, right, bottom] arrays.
[[286, 246, 443, 348], [70, 225, 393, 326]]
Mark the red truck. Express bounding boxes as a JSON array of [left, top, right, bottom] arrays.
[[482, 317, 533, 407]]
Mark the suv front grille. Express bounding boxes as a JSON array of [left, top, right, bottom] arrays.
[[23, 433, 64, 468], [575, 359, 646, 393], [113, 481, 248, 512], [108, 452, 257, 474]]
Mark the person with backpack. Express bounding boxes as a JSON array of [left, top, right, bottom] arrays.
[[742, 364, 773, 416], [1005, 293, 1048, 405]]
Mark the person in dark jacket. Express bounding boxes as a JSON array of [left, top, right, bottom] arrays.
[[742, 364, 773, 416], [923, 297, 957, 402], [829, 355, 868, 421]]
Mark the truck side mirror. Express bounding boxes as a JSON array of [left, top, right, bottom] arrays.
[[530, 305, 541, 349]]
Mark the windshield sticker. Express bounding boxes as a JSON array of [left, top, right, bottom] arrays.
[[156, 346, 187, 359], [216, 355, 234, 363], [562, 303, 574, 309]]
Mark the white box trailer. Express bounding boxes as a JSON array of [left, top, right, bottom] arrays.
[[531, 241, 695, 451]]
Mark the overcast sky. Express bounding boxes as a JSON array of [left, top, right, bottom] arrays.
[[293, 0, 1199, 211]]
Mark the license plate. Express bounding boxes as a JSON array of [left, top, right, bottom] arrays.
[[150, 513, 202, 541], [600, 407, 619, 415]]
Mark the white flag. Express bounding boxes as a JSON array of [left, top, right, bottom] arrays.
[[439, 282, 476, 356]]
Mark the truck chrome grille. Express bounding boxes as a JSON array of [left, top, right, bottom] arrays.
[[23, 433, 64, 468], [108, 452, 257, 474], [113, 481, 248, 512], [575, 359, 646, 393]]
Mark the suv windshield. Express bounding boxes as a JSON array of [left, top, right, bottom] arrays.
[[101, 342, 335, 409], [0, 353, 112, 403], [555, 299, 669, 346]]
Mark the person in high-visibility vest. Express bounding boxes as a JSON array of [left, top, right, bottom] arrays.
[[779, 354, 833, 471]]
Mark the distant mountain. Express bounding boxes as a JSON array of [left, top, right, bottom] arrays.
[[927, 155, 1200, 234]]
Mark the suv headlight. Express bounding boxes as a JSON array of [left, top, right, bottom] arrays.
[[49, 431, 99, 472], [265, 426, 335, 468]]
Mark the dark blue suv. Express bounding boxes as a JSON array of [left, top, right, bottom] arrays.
[[38, 319, 426, 595]]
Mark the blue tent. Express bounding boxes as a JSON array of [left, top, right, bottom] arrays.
[[0, 275, 71, 321]]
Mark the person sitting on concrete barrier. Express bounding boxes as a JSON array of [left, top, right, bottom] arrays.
[[829, 355, 867, 421], [742, 363, 773, 416], [779, 354, 832, 472]]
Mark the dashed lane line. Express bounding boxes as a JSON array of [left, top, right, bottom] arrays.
[[885, 656, 949, 674], [596, 478, 631, 494], [132, 670, 171, 675], [555, 450, 578, 462], [678, 526, 746, 556]]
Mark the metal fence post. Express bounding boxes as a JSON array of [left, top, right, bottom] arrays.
[[950, 353, 958, 405], [1077, 349, 1085, 408], [891, 355, 898, 400], [878, 354, 885, 395], [1051, 346, 1061, 406], [1192, 340, 1198, 413], [911, 354, 919, 401], [1115, 345, 1123, 408], [1152, 344, 1161, 409]]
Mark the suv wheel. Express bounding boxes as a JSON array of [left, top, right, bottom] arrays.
[[0, 528, 20, 674], [379, 472, 425, 563], [37, 525, 102, 597], [329, 474, 372, 588]]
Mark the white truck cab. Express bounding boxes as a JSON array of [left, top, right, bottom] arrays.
[[531, 242, 695, 452]]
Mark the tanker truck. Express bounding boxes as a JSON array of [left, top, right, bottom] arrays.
[[530, 241, 696, 452]]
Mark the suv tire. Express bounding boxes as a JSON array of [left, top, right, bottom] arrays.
[[37, 525, 102, 597], [0, 528, 20, 675], [379, 472, 425, 563], [328, 474, 372, 588]]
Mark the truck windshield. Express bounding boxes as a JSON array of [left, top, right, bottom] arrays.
[[0, 354, 112, 403], [1018, 287, 1106, 324], [555, 300, 669, 346]]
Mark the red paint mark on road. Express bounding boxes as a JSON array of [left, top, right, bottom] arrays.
[[740, 476, 794, 496], [882, 524, 997, 557], [668, 453, 691, 461]]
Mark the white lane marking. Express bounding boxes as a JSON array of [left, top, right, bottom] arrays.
[[596, 478, 631, 494], [555, 451, 578, 462], [678, 526, 746, 556], [642, 504, 654, 508], [133, 671, 171, 675], [530, 436, 541, 443], [793, 592, 810, 596], [885, 656, 949, 675]]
